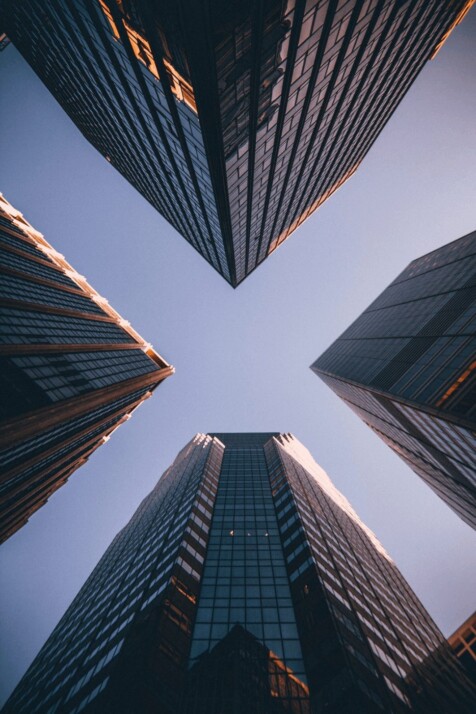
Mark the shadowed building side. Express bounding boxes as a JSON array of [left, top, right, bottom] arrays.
[[312, 231, 476, 529], [0, 194, 173, 542], [1, 0, 473, 285]]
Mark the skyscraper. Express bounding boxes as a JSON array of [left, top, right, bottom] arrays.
[[0, 194, 173, 542], [311, 231, 476, 529], [4, 433, 474, 713], [1, 0, 473, 285]]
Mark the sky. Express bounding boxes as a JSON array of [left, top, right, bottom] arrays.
[[1, 9, 476, 705]]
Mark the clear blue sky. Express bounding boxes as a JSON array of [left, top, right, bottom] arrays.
[[1, 10, 475, 705]]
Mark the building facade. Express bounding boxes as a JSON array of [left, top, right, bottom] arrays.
[[1, 0, 473, 285], [4, 433, 474, 713], [0, 194, 173, 542], [0, 30, 11, 51], [448, 611, 476, 685], [312, 231, 476, 529]]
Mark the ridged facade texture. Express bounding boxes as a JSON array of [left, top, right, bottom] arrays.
[[1, 0, 473, 285], [0, 194, 172, 542], [4, 433, 474, 713]]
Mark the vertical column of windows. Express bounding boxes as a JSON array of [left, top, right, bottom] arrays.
[[266, 437, 394, 711], [190, 439, 308, 709]]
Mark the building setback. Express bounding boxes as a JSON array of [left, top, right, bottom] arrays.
[[1, 0, 473, 285], [311, 231, 476, 529], [0, 194, 173, 542], [4, 433, 474, 713]]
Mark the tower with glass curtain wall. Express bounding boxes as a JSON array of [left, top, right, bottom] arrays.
[[0, 194, 173, 542], [1, 0, 473, 285], [311, 231, 476, 530], [4, 433, 474, 713]]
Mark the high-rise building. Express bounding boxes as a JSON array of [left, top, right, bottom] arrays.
[[311, 231, 476, 530], [1, 1, 473, 286], [448, 611, 476, 685], [0, 194, 173, 542], [4, 433, 474, 713]]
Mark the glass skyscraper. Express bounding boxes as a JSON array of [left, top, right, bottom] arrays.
[[311, 231, 476, 529], [1, 0, 472, 285], [4, 433, 474, 713], [0, 194, 173, 542]]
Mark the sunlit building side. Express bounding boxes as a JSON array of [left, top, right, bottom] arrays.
[[0, 194, 173, 542], [448, 611, 476, 685]]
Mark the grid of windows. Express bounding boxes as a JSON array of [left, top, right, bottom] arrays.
[[4, 435, 222, 714], [448, 612, 476, 685], [190, 437, 308, 703], [5, 434, 475, 713], [2, 1, 469, 285], [312, 232, 476, 529], [0, 272, 107, 315], [0, 244, 79, 287], [0, 413, 124, 498], [0, 224, 49, 257], [0, 307, 136, 344], [7, 349, 158, 402], [0, 195, 171, 542], [266, 434, 476, 711], [0, 386, 149, 472]]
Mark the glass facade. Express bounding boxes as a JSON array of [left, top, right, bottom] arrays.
[[312, 231, 476, 529], [448, 611, 476, 685], [0, 194, 172, 542], [188, 432, 308, 712], [2, 1, 472, 285], [4, 433, 474, 713]]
